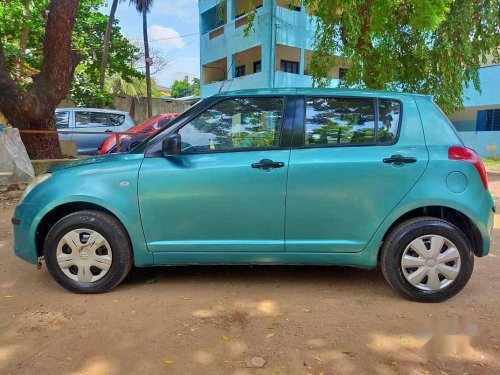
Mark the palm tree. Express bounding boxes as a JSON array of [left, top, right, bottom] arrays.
[[129, 0, 154, 117], [99, 0, 122, 91]]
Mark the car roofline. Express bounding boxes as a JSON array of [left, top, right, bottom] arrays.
[[55, 108, 131, 115], [210, 87, 429, 99]]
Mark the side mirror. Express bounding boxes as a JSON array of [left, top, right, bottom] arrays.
[[162, 133, 181, 156]]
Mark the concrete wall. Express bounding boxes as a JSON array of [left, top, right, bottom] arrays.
[[457, 131, 500, 158]]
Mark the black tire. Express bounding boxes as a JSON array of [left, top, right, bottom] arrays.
[[380, 217, 474, 302], [44, 210, 132, 293]]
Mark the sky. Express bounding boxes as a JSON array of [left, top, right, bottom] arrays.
[[100, 0, 201, 87]]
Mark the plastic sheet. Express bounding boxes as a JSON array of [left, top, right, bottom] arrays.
[[0, 126, 35, 185]]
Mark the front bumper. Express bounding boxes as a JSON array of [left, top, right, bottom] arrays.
[[12, 203, 41, 265]]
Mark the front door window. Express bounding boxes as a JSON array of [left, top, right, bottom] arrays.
[[178, 97, 284, 153]]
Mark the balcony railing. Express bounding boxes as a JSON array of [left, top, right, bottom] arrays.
[[209, 25, 224, 39]]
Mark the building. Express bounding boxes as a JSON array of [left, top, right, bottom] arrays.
[[199, 1, 500, 156], [199, 0, 348, 97], [448, 58, 500, 158]]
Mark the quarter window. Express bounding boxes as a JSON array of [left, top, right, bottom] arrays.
[[55, 112, 69, 129], [305, 98, 376, 145], [178, 97, 284, 153], [378, 100, 401, 143], [75, 112, 108, 128], [109, 114, 126, 127]]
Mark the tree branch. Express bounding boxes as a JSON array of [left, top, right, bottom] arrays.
[[0, 40, 23, 119]]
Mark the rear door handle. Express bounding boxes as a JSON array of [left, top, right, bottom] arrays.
[[383, 155, 417, 164], [104, 130, 113, 133], [251, 159, 285, 169]]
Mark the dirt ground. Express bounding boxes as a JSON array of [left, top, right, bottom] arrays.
[[1, 178, 500, 375]]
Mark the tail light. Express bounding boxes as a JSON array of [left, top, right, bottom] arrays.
[[448, 146, 488, 190]]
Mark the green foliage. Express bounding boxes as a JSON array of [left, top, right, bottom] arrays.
[[242, 0, 499, 113], [303, 0, 500, 113], [0, 0, 143, 107], [106, 73, 163, 98], [171, 79, 200, 98]]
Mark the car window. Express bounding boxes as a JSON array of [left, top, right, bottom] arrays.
[[109, 114, 126, 127], [75, 112, 109, 128], [378, 100, 401, 144], [55, 112, 69, 129], [178, 97, 284, 153], [305, 97, 376, 146]]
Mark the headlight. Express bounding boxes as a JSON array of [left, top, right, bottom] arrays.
[[20, 173, 52, 203]]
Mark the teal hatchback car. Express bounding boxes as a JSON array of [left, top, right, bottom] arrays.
[[13, 89, 494, 302]]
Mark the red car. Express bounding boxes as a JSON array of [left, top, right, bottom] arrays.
[[96, 113, 179, 155]]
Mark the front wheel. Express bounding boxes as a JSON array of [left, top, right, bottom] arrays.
[[381, 217, 474, 302], [44, 210, 132, 293]]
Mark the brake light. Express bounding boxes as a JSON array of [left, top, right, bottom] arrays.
[[448, 146, 488, 190]]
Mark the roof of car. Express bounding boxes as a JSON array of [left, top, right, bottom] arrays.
[[55, 108, 130, 115], [212, 87, 431, 99]]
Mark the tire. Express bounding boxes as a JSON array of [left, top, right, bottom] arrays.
[[44, 210, 132, 293], [380, 217, 474, 302]]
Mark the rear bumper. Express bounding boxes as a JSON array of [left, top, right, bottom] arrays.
[[477, 191, 495, 257]]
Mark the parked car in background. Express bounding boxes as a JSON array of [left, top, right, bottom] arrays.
[[14, 89, 494, 301], [97, 113, 179, 155], [55, 108, 135, 155]]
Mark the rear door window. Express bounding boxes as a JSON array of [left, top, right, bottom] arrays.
[[304, 97, 401, 146], [305, 97, 376, 145], [75, 112, 109, 128]]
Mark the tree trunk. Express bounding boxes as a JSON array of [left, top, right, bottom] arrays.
[[99, 0, 120, 92], [0, 0, 80, 159], [11, 113, 63, 160], [143, 10, 153, 118]]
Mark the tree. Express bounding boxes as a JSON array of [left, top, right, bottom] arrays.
[[303, 0, 499, 113], [129, 0, 154, 117], [171, 80, 191, 98], [70, 2, 142, 107], [171, 78, 200, 98], [0, 0, 81, 159], [242, 0, 499, 113], [99, 0, 121, 91]]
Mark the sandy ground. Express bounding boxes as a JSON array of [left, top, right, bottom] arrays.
[[1, 178, 500, 375]]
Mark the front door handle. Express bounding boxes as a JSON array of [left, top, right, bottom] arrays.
[[251, 159, 285, 169], [383, 155, 417, 164], [104, 129, 113, 133]]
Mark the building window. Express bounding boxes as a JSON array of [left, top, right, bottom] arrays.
[[477, 109, 500, 131], [280, 60, 299, 74], [235, 65, 246, 78], [339, 68, 348, 80], [253, 60, 262, 73]]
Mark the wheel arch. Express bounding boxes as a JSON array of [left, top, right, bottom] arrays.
[[35, 201, 131, 258], [380, 205, 483, 258]]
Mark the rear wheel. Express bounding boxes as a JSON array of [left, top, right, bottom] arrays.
[[44, 210, 132, 293], [381, 217, 474, 302]]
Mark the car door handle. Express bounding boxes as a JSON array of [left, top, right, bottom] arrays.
[[251, 159, 285, 169], [104, 129, 113, 133], [383, 155, 417, 164]]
